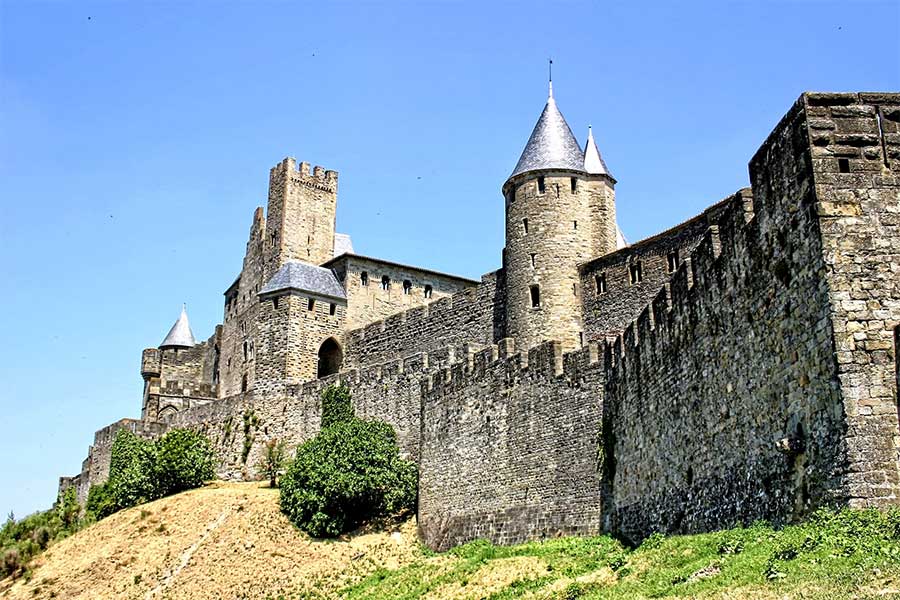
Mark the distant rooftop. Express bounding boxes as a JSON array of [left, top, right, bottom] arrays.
[[259, 261, 347, 301]]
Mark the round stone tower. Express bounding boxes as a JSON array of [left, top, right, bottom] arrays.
[[502, 84, 618, 353]]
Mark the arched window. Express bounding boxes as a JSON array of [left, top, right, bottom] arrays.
[[381, 275, 391, 290], [403, 280, 412, 295], [318, 337, 343, 378]]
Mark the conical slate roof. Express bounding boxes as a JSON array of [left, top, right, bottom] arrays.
[[159, 305, 197, 349], [583, 126, 611, 177], [509, 86, 586, 179]]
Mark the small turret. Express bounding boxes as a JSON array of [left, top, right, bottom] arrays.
[[583, 126, 612, 178], [159, 305, 197, 349]]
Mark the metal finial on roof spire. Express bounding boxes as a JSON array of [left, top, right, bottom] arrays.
[[548, 58, 553, 98], [159, 304, 197, 349]]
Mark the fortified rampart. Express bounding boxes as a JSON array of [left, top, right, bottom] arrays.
[[59, 92, 899, 550]]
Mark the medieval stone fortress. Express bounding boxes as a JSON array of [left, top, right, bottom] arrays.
[[60, 89, 900, 549]]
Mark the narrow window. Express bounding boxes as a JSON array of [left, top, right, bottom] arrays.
[[242, 340, 248, 360], [570, 177, 577, 193], [381, 275, 391, 290], [329, 303, 337, 316], [667, 250, 679, 273], [308, 298, 315, 311], [360, 271, 368, 286], [579, 332, 584, 347], [403, 280, 412, 295], [530, 284, 541, 308], [838, 158, 850, 173], [537, 176, 545, 194], [424, 284, 433, 298], [522, 218, 529, 234], [573, 283, 578, 296], [629, 262, 643, 284], [573, 220, 578, 230], [272, 297, 279, 309], [241, 374, 248, 392], [595, 273, 607, 294], [530, 253, 536, 268]]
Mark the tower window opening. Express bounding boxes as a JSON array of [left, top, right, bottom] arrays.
[[308, 298, 315, 311], [360, 271, 368, 286], [381, 275, 391, 290], [573, 220, 578, 230], [838, 158, 850, 173], [522, 218, 529, 234], [424, 284, 433, 298], [403, 280, 412, 295], [667, 250, 680, 273], [530, 285, 541, 308], [537, 176, 545, 194], [571, 177, 577, 193], [241, 374, 248, 392], [573, 283, 578, 296], [329, 303, 337, 316], [272, 297, 279, 309], [629, 262, 643, 285], [530, 253, 536, 268], [579, 332, 584, 347], [242, 341, 249, 361], [596, 273, 607, 294]]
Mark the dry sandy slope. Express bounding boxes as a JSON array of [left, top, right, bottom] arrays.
[[0, 481, 420, 600]]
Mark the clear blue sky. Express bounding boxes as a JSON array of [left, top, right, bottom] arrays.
[[1, 0, 898, 519]]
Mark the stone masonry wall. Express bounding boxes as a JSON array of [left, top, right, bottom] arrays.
[[327, 255, 477, 331], [342, 270, 504, 369], [803, 92, 900, 505], [579, 194, 745, 341], [602, 96, 862, 543], [418, 340, 605, 551]]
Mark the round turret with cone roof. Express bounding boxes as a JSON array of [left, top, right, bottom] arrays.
[[502, 82, 618, 353]]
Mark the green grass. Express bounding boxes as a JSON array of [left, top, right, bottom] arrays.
[[341, 508, 900, 599]]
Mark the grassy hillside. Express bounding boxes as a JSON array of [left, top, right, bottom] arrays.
[[2, 482, 898, 599]]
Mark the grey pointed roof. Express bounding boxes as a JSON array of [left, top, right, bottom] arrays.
[[259, 261, 347, 300], [509, 87, 585, 179], [160, 305, 197, 349], [583, 126, 611, 177]]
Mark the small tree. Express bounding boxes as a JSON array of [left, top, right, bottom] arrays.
[[257, 439, 288, 487], [55, 488, 80, 530], [279, 384, 417, 537], [154, 429, 215, 497]]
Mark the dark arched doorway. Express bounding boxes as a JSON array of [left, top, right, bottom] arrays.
[[318, 337, 343, 378]]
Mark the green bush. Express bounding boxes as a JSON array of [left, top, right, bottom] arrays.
[[279, 384, 417, 538], [108, 429, 158, 509], [154, 429, 215, 497], [85, 481, 117, 521]]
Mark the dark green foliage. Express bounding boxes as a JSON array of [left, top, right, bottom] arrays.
[[108, 429, 158, 509], [320, 383, 354, 429], [154, 429, 215, 497], [279, 384, 417, 537], [0, 489, 88, 580], [94, 427, 216, 521], [257, 439, 288, 487]]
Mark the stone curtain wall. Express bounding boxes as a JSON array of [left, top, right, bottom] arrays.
[[579, 195, 744, 342], [602, 96, 853, 543], [805, 92, 900, 505], [342, 270, 504, 369], [418, 340, 605, 551]]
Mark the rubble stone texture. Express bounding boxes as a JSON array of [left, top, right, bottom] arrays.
[[60, 92, 900, 550]]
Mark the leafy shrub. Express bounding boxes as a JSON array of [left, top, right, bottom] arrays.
[[257, 439, 288, 487], [85, 481, 117, 521], [320, 383, 354, 429], [1, 547, 21, 578], [31, 527, 50, 550], [55, 488, 80, 530], [154, 429, 215, 497], [108, 429, 158, 509], [279, 384, 417, 537]]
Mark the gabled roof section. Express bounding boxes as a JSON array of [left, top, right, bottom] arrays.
[[509, 87, 585, 179], [583, 125, 611, 177], [333, 232, 354, 257], [159, 305, 197, 349], [259, 261, 347, 301]]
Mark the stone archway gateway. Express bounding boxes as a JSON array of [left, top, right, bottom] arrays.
[[317, 337, 343, 379]]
